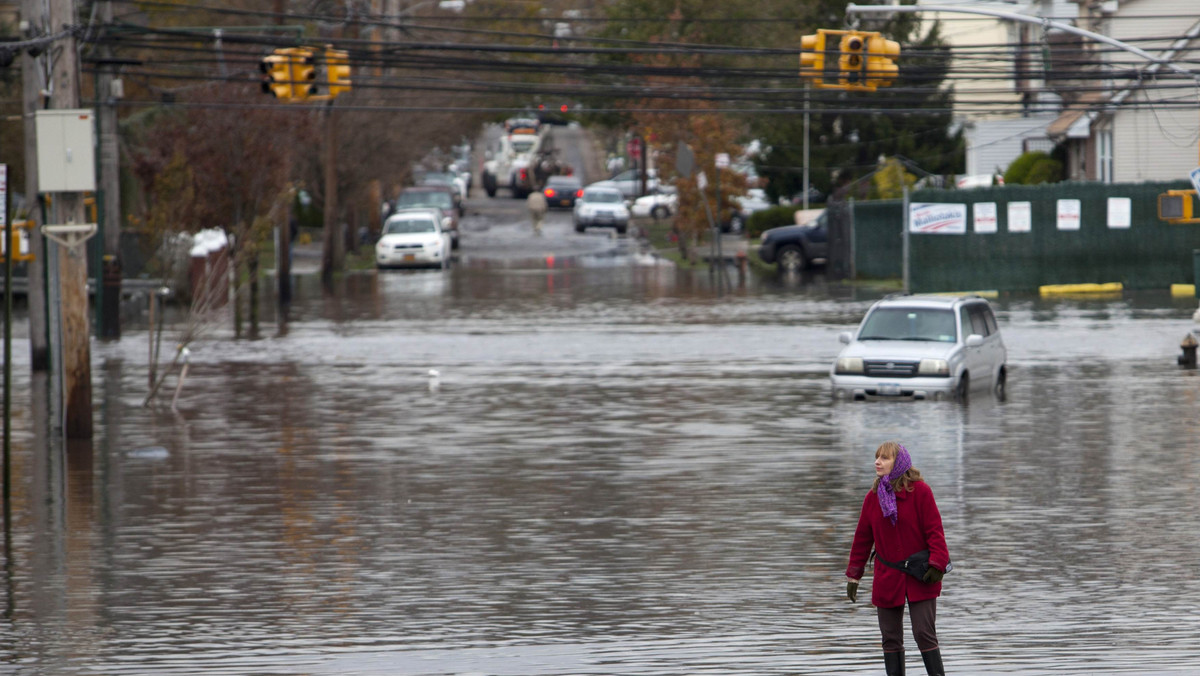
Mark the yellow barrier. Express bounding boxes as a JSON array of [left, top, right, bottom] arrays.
[[1170, 284, 1196, 297], [1039, 282, 1123, 297]]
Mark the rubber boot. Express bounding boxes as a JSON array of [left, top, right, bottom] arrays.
[[921, 648, 944, 675], [883, 650, 905, 676]]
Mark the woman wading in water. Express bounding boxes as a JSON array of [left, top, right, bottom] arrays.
[[846, 442, 950, 675]]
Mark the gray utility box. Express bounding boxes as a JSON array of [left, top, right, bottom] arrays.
[[36, 109, 96, 193]]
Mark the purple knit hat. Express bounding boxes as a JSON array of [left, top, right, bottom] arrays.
[[877, 444, 913, 525]]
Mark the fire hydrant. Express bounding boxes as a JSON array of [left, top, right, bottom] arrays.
[[1179, 332, 1198, 368]]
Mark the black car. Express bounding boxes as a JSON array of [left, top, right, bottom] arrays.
[[758, 212, 828, 272], [542, 175, 582, 209]]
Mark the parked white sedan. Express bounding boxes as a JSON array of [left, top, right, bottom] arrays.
[[376, 209, 452, 269]]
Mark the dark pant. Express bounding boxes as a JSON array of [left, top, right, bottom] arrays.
[[878, 598, 938, 653]]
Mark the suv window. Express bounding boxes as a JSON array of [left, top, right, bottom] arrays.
[[982, 306, 999, 334], [961, 304, 990, 337], [859, 307, 957, 343]]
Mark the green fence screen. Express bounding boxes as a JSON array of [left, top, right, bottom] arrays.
[[850, 181, 1197, 293]]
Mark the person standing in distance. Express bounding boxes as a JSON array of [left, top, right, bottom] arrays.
[[527, 189, 548, 236], [846, 442, 950, 675]]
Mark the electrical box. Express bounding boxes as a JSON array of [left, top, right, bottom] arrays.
[[36, 109, 96, 192]]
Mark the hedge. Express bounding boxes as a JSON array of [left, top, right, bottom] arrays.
[[747, 205, 800, 239]]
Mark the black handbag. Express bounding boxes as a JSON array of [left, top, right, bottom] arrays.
[[874, 549, 952, 581]]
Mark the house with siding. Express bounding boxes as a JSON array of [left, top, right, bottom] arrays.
[[1047, 0, 1200, 182]]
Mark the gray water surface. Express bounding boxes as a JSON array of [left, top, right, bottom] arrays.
[[4, 265, 1200, 675]]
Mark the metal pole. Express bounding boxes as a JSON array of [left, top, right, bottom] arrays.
[[3, 164, 11, 525], [803, 84, 810, 211], [902, 184, 910, 294]]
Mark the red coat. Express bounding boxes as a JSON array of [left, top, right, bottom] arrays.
[[846, 480, 949, 608]]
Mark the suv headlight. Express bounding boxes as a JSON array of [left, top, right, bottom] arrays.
[[918, 358, 950, 376], [836, 357, 864, 374]]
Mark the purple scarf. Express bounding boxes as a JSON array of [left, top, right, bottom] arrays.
[[877, 445, 913, 525]]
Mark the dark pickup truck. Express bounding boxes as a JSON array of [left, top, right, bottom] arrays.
[[757, 212, 828, 272]]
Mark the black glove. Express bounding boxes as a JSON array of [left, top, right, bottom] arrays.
[[922, 567, 944, 584], [846, 580, 859, 603]]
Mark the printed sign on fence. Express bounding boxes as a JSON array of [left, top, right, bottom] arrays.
[[973, 202, 997, 234], [1107, 197, 1131, 229], [909, 202, 967, 234], [1056, 199, 1081, 230], [1007, 201, 1032, 233]]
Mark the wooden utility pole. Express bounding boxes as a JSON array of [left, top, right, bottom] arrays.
[[21, 0, 48, 372], [49, 0, 94, 439], [97, 0, 122, 339], [321, 101, 342, 282]]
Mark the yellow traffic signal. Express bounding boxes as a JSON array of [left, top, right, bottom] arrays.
[[260, 52, 293, 100], [866, 35, 901, 89], [290, 48, 318, 100], [799, 32, 827, 84], [2, 220, 36, 263], [838, 33, 866, 87], [1159, 190, 1200, 223], [326, 47, 352, 99]]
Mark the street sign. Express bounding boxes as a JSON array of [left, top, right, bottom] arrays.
[[696, 171, 708, 190], [1190, 166, 1200, 196], [676, 143, 694, 177], [715, 153, 730, 169]]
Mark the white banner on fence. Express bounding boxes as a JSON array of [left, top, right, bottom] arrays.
[[909, 202, 967, 234], [973, 202, 997, 234], [1107, 197, 1132, 229], [1057, 199, 1081, 230], [1007, 201, 1032, 233]]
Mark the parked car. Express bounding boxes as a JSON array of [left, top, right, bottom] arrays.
[[830, 294, 1007, 402], [393, 186, 460, 248], [419, 170, 468, 202], [727, 188, 773, 233], [542, 175, 583, 209], [574, 184, 630, 234], [630, 187, 677, 219], [606, 168, 659, 198], [376, 209, 452, 269], [758, 210, 828, 272]]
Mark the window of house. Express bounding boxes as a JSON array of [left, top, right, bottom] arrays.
[[1098, 127, 1113, 183]]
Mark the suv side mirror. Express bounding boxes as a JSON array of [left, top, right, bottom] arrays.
[[838, 331, 853, 344], [965, 334, 984, 347]]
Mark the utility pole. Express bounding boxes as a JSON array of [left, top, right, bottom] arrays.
[[48, 0, 93, 439], [96, 0, 121, 339], [321, 100, 342, 282], [21, 0, 48, 372]]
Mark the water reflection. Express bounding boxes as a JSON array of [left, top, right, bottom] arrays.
[[3, 268, 1200, 673]]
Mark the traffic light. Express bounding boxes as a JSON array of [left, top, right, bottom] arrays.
[[291, 48, 318, 100], [326, 47, 352, 99], [799, 32, 826, 84], [838, 32, 866, 87], [260, 52, 293, 100], [865, 35, 901, 89], [1159, 190, 1200, 223]]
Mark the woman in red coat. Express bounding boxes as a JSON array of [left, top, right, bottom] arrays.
[[846, 441, 950, 676]]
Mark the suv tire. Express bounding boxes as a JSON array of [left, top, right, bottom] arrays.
[[955, 372, 970, 403], [777, 244, 807, 272], [651, 205, 670, 220], [483, 173, 497, 197], [994, 368, 1006, 400]]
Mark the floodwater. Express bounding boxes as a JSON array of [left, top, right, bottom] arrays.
[[3, 260, 1200, 675]]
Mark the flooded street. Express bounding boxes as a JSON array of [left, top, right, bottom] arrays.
[[4, 230, 1200, 674]]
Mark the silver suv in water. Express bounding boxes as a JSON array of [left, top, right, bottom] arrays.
[[830, 294, 1007, 401]]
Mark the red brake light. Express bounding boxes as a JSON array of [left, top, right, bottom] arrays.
[[520, 169, 527, 180], [544, 188, 556, 198], [575, 189, 583, 198]]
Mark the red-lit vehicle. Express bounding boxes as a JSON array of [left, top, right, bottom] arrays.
[[542, 175, 583, 209]]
